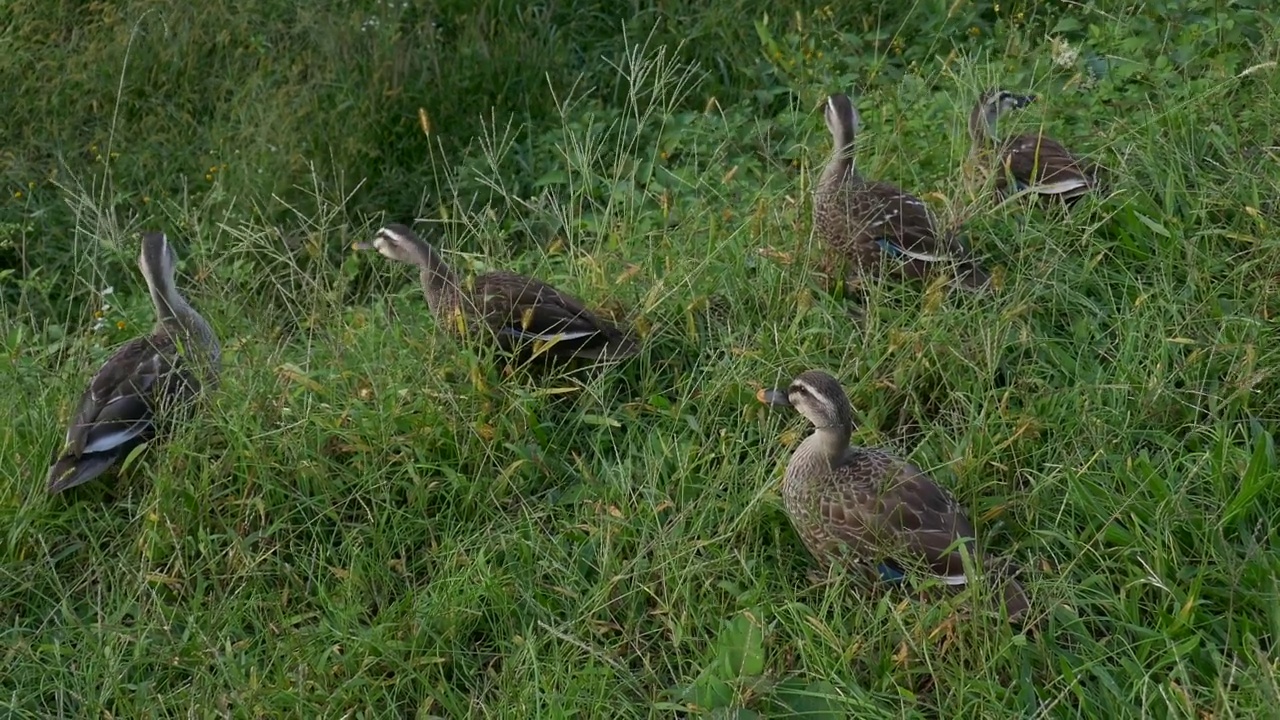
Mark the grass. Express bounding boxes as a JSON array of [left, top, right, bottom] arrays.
[[3, 1, 1280, 717]]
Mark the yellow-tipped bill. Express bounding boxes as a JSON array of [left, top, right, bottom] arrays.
[[756, 387, 791, 407]]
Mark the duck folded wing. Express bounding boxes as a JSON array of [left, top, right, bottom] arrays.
[[821, 462, 977, 583], [1004, 134, 1094, 197], [479, 273, 609, 345], [862, 467, 1029, 618], [64, 338, 170, 453], [851, 184, 956, 264], [879, 468, 979, 583], [49, 334, 197, 493]]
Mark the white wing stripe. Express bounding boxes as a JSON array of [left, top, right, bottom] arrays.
[[879, 241, 952, 263], [499, 327, 600, 342], [83, 423, 149, 454], [1032, 179, 1090, 195]]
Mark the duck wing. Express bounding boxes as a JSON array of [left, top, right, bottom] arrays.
[[1002, 133, 1096, 200], [880, 466, 1030, 619], [837, 182, 950, 262], [47, 332, 199, 493], [473, 271, 637, 360], [818, 450, 977, 582], [873, 463, 978, 582], [820, 449, 1028, 618], [836, 182, 989, 289]]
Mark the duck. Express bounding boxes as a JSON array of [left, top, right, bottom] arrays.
[[757, 369, 1028, 622], [813, 92, 991, 292], [354, 223, 639, 363], [47, 232, 222, 493], [968, 88, 1102, 204]]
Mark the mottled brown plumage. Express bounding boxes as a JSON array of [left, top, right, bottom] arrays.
[[355, 224, 639, 363], [759, 370, 1028, 622], [813, 93, 991, 292], [969, 88, 1102, 204], [47, 232, 221, 493]]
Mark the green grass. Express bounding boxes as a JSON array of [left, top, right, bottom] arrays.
[[3, 0, 1280, 717]]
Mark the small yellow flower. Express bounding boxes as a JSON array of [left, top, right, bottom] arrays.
[[142, 196, 151, 204], [14, 190, 22, 199], [116, 320, 127, 330], [968, 25, 981, 36], [26, 181, 34, 189], [205, 173, 213, 182], [94, 310, 104, 319]]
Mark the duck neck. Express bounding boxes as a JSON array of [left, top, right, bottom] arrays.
[[819, 126, 859, 190], [970, 105, 998, 148], [800, 423, 853, 464], [409, 239, 462, 315], [147, 274, 197, 331], [147, 275, 221, 368]]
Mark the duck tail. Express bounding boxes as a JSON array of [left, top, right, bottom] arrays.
[[982, 554, 1029, 623], [934, 226, 993, 294], [1000, 576, 1030, 624], [576, 327, 640, 363], [46, 451, 118, 494], [604, 332, 640, 361], [952, 257, 994, 293], [1086, 161, 1109, 194]]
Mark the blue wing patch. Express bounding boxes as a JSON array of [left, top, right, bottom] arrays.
[[876, 562, 907, 583]]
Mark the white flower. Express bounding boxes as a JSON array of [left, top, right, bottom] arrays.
[[1051, 37, 1079, 68], [101, 285, 114, 296]]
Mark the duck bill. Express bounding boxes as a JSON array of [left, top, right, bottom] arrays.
[[351, 241, 374, 251], [755, 387, 792, 407]]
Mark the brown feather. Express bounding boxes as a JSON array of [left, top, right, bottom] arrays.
[[998, 132, 1100, 203], [469, 271, 639, 362]]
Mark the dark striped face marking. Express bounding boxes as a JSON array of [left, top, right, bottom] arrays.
[[785, 371, 854, 430], [984, 88, 1036, 115]]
